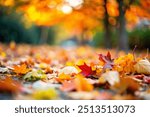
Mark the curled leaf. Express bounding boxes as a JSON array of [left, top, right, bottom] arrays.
[[134, 59, 150, 75]]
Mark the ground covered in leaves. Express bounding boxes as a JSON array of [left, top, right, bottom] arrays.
[[0, 42, 150, 100]]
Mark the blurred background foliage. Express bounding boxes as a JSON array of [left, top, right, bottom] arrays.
[[0, 0, 150, 50], [0, 5, 55, 44], [93, 28, 150, 50]]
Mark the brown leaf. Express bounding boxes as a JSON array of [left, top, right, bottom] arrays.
[[98, 52, 114, 69]]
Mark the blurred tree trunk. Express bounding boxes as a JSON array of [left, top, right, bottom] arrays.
[[40, 26, 49, 44], [104, 0, 112, 49], [117, 0, 129, 51]]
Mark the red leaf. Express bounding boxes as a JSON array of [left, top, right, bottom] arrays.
[[98, 52, 114, 69], [134, 75, 144, 79], [78, 63, 93, 77], [143, 76, 150, 83]]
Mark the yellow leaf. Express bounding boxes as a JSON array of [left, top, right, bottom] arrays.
[[32, 88, 57, 100], [114, 53, 135, 74], [58, 73, 72, 82]]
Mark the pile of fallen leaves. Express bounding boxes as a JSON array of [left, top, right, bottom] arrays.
[[0, 42, 150, 100]]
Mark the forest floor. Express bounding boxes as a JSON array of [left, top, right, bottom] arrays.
[[0, 43, 150, 100]]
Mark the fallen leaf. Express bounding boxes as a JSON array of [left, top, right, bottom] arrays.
[[59, 66, 79, 75], [78, 63, 94, 77], [13, 64, 30, 75], [98, 52, 114, 69], [143, 76, 150, 83], [114, 53, 135, 74], [112, 76, 140, 93], [0, 67, 9, 73], [0, 77, 21, 93], [60, 80, 76, 92], [101, 71, 120, 86], [58, 73, 72, 82], [32, 88, 58, 100], [74, 74, 94, 91], [23, 70, 47, 81], [134, 59, 150, 75]]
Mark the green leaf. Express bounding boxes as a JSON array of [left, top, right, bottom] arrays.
[[23, 70, 47, 81]]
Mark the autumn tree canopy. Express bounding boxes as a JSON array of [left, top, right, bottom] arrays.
[[0, 0, 150, 49]]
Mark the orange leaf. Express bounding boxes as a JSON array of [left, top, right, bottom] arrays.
[[74, 74, 94, 91], [0, 77, 21, 93], [13, 64, 30, 74], [58, 73, 72, 82], [60, 80, 76, 92]]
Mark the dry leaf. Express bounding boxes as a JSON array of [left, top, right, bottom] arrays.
[[0, 67, 9, 73], [134, 59, 150, 75], [101, 71, 120, 86], [59, 66, 79, 75]]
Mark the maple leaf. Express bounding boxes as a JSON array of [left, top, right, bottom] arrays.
[[78, 62, 94, 77], [13, 64, 30, 74], [98, 52, 114, 69]]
